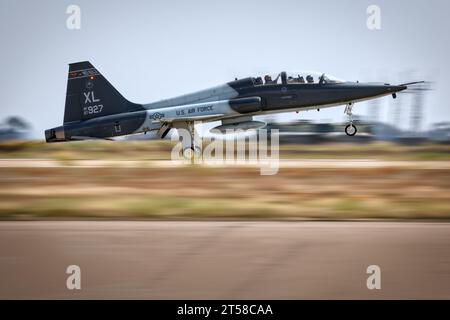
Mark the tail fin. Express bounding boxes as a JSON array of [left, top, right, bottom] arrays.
[[64, 61, 143, 123]]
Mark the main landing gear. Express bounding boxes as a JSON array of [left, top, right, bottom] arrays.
[[183, 145, 202, 160], [179, 121, 201, 160], [344, 102, 357, 136]]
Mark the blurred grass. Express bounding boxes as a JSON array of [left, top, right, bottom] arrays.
[[0, 165, 449, 220], [1, 140, 450, 160], [1, 194, 450, 220], [0, 140, 175, 160], [0, 140, 449, 219]]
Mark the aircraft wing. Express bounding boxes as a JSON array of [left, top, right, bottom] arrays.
[[70, 136, 114, 141], [154, 114, 226, 123]]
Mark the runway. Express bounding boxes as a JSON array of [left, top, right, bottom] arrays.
[[1, 158, 450, 169], [0, 221, 449, 299]]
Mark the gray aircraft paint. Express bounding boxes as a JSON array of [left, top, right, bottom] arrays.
[[143, 83, 239, 109], [134, 99, 241, 134]]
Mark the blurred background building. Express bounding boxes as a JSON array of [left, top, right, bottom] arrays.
[[0, 116, 33, 141]]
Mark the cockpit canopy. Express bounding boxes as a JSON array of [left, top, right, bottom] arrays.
[[253, 71, 345, 85]]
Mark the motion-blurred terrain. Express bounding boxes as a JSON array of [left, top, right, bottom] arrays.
[[0, 140, 449, 219]]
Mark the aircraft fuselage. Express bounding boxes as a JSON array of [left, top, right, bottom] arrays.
[[45, 62, 408, 143]]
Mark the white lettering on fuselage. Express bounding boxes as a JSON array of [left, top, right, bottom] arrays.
[[84, 91, 100, 104], [83, 91, 103, 116]]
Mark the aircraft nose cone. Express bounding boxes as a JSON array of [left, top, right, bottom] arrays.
[[382, 85, 407, 99]]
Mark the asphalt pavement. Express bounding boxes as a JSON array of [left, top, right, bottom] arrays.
[[0, 221, 449, 299]]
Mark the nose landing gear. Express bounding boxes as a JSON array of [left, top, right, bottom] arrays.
[[345, 123, 357, 136], [344, 102, 357, 136]]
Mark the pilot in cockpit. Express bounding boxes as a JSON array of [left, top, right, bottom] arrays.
[[306, 75, 314, 84], [264, 74, 280, 84], [298, 75, 305, 83]]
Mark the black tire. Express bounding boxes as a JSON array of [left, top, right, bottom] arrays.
[[345, 124, 357, 136]]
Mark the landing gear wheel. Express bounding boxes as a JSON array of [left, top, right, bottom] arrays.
[[193, 146, 202, 158], [345, 124, 357, 136], [183, 147, 195, 160], [183, 146, 202, 160]]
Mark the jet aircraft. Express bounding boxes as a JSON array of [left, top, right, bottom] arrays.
[[45, 61, 422, 158]]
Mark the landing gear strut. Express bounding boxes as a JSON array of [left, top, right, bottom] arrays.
[[344, 103, 357, 136], [180, 121, 201, 160]]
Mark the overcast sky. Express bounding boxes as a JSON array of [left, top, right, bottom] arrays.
[[1, 0, 449, 137]]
